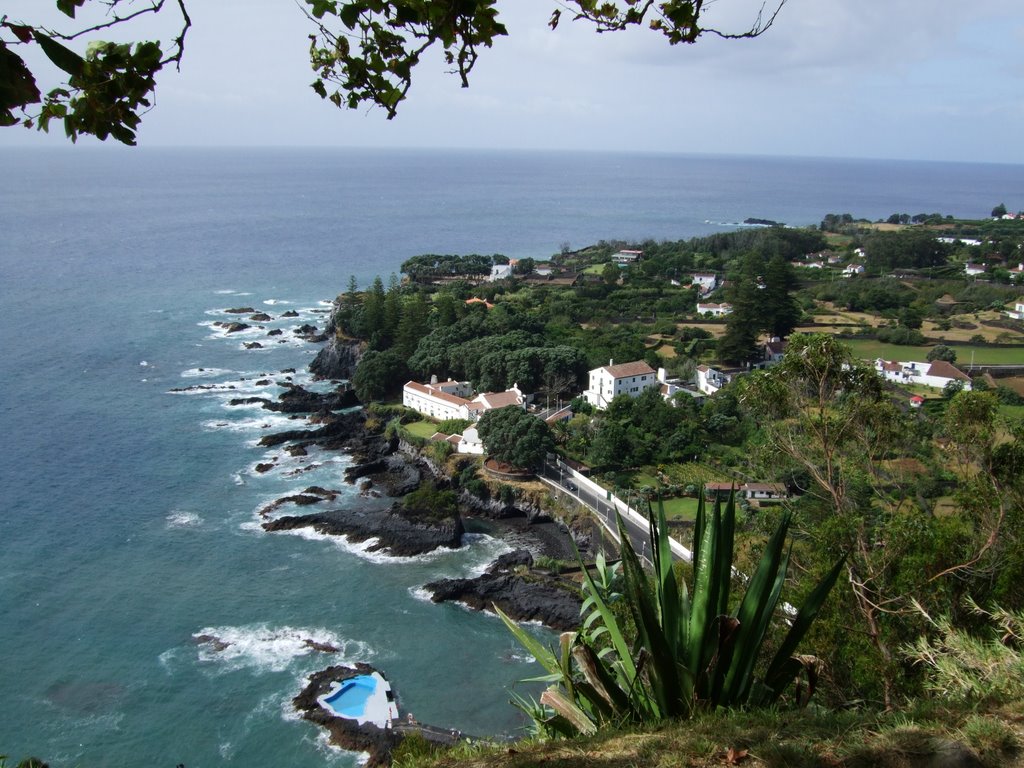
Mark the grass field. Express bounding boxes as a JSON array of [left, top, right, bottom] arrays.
[[404, 420, 440, 439], [660, 496, 700, 521], [842, 338, 1024, 365], [1001, 404, 1024, 420]]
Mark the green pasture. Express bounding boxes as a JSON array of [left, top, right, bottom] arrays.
[[842, 339, 1024, 365]]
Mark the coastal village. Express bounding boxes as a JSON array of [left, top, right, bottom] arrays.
[[246, 208, 1024, 760]]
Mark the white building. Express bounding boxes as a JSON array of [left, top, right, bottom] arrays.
[[612, 249, 643, 264], [402, 378, 527, 421], [696, 365, 730, 395], [874, 359, 972, 391], [964, 263, 987, 276], [691, 273, 717, 294], [697, 302, 733, 317], [402, 379, 474, 421], [1008, 264, 1024, 282], [843, 264, 866, 277], [583, 360, 658, 410], [457, 426, 484, 455], [489, 263, 514, 281], [1006, 300, 1024, 320]]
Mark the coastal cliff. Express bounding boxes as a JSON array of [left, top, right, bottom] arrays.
[[310, 334, 365, 380]]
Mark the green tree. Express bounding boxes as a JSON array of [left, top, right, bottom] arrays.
[[352, 349, 408, 402], [602, 262, 620, 286], [4, 1, 783, 143], [361, 275, 387, 345], [927, 344, 957, 363], [476, 406, 553, 469], [761, 254, 801, 338], [992, 203, 1008, 218], [717, 254, 763, 364], [394, 292, 431, 359]]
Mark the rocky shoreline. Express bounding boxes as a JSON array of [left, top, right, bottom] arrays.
[[241, 378, 590, 628]]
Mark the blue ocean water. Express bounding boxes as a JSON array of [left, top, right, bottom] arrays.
[[1, 148, 1020, 767]]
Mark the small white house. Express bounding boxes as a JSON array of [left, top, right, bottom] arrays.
[[457, 426, 484, 455], [843, 264, 866, 277], [696, 365, 730, 395], [697, 302, 732, 317], [763, 337, 787, 365], [1008, 264, 1024, 282], [1006, 300, 1024, 320], [583, 360, 658, 410], [612, 249, 643, 264], [691, 273, 717, 294], [489, 263, 514, 281], [965, 263, 987, 276]]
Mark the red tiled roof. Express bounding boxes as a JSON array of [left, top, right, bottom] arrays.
[[404, 381, 472, 408], [603, 361, 655, 379], [475, 390, 522, 409], [926, 360, 970, 382]]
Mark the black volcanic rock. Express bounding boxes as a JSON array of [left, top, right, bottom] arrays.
[[425, 552, 582, 631], [310, 336, 365, 380], [249, 312, 273, 322], [224, 306, 255, 314], [263, 501, 463, 557], [293, 664, 400, 767], [345, 454, 421, 497]]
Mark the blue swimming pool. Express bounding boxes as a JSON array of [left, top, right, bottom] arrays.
[[321, 675, 377, 718]]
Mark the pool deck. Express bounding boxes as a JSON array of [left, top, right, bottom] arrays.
[[317, 671, 400, 729]]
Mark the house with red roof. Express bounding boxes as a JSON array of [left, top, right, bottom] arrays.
[[583, 360, 658, 410]]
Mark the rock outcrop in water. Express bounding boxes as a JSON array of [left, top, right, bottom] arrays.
[[425, 548, 583, 630], [228, 383, 358, 415], [263, 500, 464, 557], [293, 664, 400, 767]]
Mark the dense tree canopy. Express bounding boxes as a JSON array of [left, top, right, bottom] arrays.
[[3, 0, 785, 144], [476, 405, 554, 470]]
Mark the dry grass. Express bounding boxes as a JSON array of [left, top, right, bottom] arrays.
[[394, 704, 1024, 768]]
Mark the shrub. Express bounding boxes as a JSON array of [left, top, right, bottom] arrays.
[[905, 599, 1024, 706], [500, 495, 845, 737]]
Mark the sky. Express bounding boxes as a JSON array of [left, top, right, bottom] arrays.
[[3, 0, 1024, 163]]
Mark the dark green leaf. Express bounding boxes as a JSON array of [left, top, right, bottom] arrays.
[[33, 32, 84, 77]]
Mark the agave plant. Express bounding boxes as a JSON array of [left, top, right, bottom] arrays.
[[499, 492, 845, 737]]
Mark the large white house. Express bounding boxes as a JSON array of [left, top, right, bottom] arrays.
[[583, 360, 658, 409], [402, 378, 527, 421], [874, 359, 972, 391]]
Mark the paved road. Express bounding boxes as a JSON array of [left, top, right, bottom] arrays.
[[538, 459, 656, 566]]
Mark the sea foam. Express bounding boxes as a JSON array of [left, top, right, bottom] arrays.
[[190, 624, 372, 675]]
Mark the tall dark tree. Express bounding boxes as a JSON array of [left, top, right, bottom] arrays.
[[761, 254, 801, 338], [717, 254, 763, 365], [395, 292, 431, 360], [361, 275, 386, 344]]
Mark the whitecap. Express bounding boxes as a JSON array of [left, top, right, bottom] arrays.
[[180, 367, 234, 378], [263, 299, 292, 306], [200, 413, 300, 433], [140, 360, 149, 367], [191, 624, 372, 675], [166, 510, 202, 529]]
